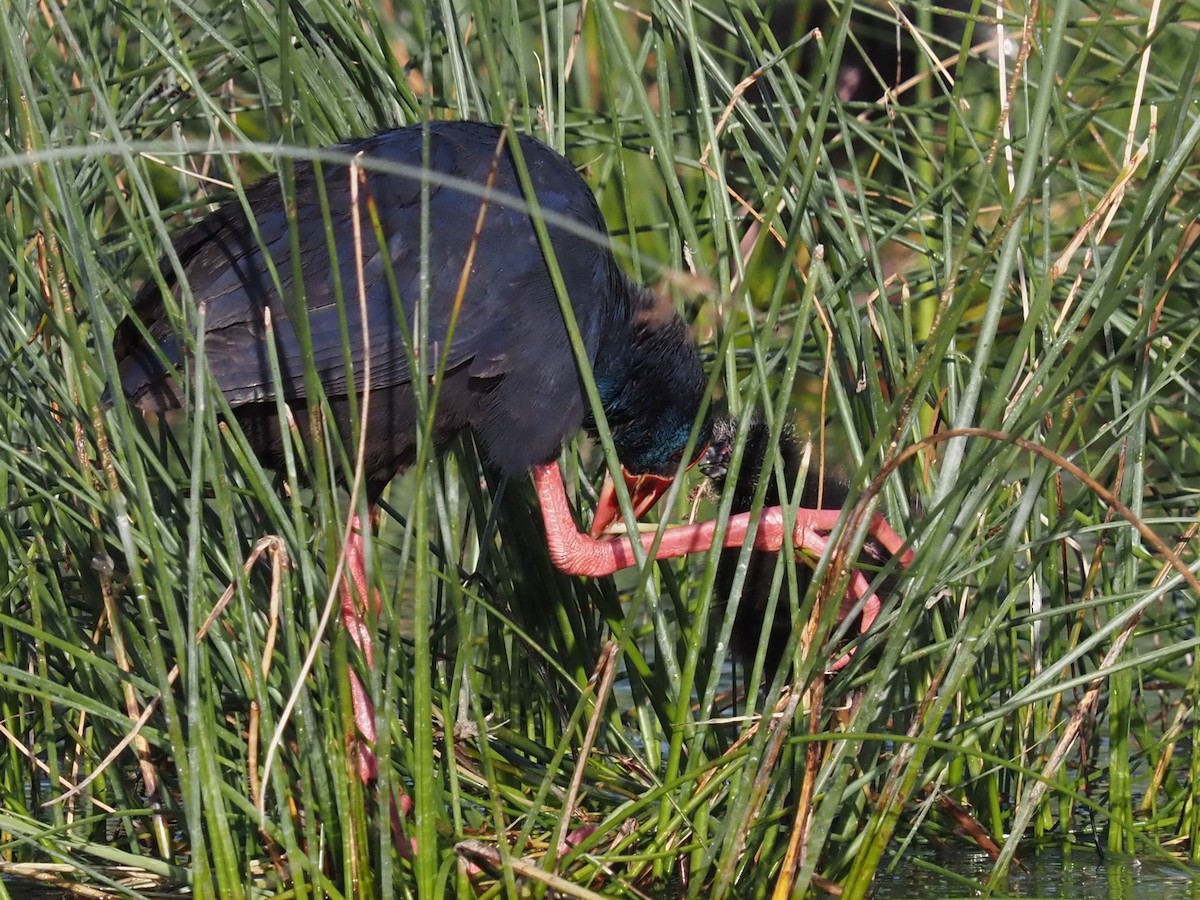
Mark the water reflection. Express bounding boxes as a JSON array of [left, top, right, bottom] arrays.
[[873, 846, 1200, 899]]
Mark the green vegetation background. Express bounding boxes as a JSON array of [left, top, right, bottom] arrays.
[[1, 0, 1198, 896]]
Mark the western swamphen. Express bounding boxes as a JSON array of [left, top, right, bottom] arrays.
[[700, 414, 910, 678], [112, 119, 911, 795], [113, 120, 716, 786], [116, 121, 710, 542]]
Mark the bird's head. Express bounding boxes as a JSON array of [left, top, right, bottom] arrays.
[[587, 341, 712, 539], [586, 285, 711, 538], [699, 413, 805, 511], [588, 441, 709, 540], [697, 414, 740, 483]]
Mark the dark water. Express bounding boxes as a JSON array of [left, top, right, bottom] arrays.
[[7, 848, 1200, 898], [872, 847, 1200, 899]]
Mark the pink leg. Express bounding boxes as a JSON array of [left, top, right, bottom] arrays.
[[339, 516, 381, 784], [533, 461, 912, 575], [338, 515, 414, 851], [532, 461, 909, 668]]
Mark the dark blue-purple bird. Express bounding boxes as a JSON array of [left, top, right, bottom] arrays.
[[113, 120, 716, 791], [112, 120, 911, 803], [116, 121, 709, 524]]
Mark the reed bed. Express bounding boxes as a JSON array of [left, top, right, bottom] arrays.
[[1, 0, 1198, 896]]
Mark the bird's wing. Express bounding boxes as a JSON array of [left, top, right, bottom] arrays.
[[124, 128, 607, 408]]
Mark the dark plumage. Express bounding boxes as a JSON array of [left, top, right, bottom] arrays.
[[701, 414, 895, 678], [112, 120, 712, 806], [114, 121, 709, 498]]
